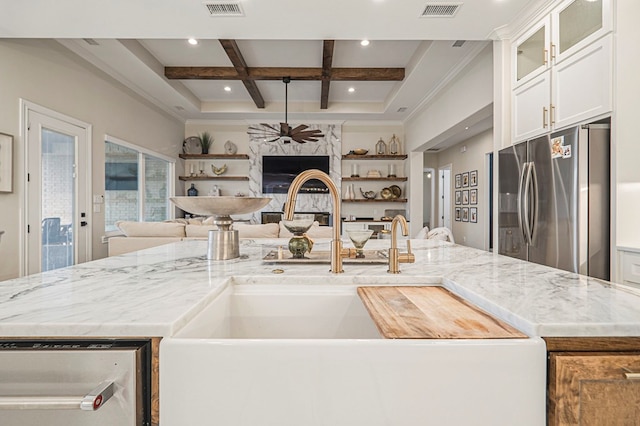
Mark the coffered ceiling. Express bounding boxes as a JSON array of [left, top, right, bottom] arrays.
[[2, 0, 549, 126]]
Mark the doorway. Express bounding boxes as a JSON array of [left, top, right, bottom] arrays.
[[23, 102, 92, 275], [423, 168, 435, 229], [438, 165, 452, 229]]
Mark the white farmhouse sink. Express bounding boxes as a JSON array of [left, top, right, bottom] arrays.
[[175, 285, 381, 339], [160, 283, 547, 426]]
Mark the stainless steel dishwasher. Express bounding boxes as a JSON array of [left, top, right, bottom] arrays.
[[0, 339, 151, 426]]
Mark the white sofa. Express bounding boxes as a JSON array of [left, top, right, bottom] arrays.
[[108, 219, 333, 256]]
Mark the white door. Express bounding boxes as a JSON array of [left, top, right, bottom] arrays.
[[438, 166, 451, 229], [25, 106, 91, 275], [423, 168, 435, 229]]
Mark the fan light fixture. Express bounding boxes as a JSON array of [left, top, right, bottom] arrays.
[[247, 77, 324, 144]]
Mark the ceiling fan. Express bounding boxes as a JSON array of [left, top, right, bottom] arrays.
[[247, 77, 324, 144]]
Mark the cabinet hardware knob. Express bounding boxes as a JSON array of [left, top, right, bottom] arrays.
[[622, 367, 640, 380]]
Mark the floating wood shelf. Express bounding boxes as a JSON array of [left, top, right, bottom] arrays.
[[342, 177, 408, 182], [342, 198, 407, 203], [179, 176, 249, 181], [179, 154, 249, 160], [342, 154, 407, 160]]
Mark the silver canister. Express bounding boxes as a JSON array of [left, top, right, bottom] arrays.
[[207, 229, 240, 260]]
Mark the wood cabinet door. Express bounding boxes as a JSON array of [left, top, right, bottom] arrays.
[[549, 352, 640, 425]]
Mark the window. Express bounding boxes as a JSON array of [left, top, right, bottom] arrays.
[[105, 137, 174, 232]]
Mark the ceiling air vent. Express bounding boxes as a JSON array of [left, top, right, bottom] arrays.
[[83, 38, 99, 46], [452, 40, 466, 47], [204, 2, 244, 16], [427, 148, 441, 152], [397, 107, 408, 113], [421, 3, 462, 18]]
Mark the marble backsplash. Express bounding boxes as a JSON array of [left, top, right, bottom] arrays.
[[247, 124, 342, 223]]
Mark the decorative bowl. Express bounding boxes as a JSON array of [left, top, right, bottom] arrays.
[[381, 188, 393, 199], [389, 185, 402, 199], [170, 196, 271, 216], [353, 149, 368, 155], [281, 214, 315, 235], [346, 229, 374, 258]]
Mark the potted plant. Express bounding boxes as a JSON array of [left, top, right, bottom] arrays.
[[199, 131, 213, 154]]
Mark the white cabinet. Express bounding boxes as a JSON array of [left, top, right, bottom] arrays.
[[551, 0, 612, 64], [551, 35, 612, 130], [619, 248, 640, 287], [513, 71, 552, 141], [512, 0, 612, 142]]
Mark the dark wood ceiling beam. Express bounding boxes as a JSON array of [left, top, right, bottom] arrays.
[[165, 67, 405, 81], [320, 40, 335, 110], [218, 39, 265, 108], [331, 68, 405, 80]]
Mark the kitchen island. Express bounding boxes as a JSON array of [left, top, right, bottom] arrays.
[[2, 238, 640, 425]]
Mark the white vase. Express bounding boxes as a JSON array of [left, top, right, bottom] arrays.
[[344, 183, 355, 200]]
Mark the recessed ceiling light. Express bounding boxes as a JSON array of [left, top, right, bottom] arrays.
[[360, 40, 370, 47], [224, 86, 231, 92], [348, 87, 355, 93], [465, 126, 469, 130], [188, 38, 198, 45]]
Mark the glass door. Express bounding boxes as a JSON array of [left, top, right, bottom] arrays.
[[26, 108, 91, 275], [552, 0, 610, 64], [514, 17, 550, 86]]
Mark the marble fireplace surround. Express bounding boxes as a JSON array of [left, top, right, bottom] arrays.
[[247, 123, 342, 223]]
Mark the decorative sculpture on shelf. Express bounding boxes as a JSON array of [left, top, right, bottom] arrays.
[[224, 140, 237, 155], [360, 188, 377, 199], [211, 164, 227, 175]]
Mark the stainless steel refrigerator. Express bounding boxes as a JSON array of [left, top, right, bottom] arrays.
[[498, 123, 610, 280]]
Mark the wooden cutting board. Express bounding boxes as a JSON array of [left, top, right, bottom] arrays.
[[357, 286, 527, 339]]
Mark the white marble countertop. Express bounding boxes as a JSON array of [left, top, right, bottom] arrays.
[[2, 238, 640, 338]]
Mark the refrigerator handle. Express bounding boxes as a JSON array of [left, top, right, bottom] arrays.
[[522, 163, 533, 245], [529, 163, 539, 244], [517, 162, 529, 244]]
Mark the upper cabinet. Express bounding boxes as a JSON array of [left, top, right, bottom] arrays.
[[552, 0, 611, 63], [512, 0, 612, 142], [514, 17, 551, 86]]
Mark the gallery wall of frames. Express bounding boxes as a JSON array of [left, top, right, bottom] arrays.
[[454, 169, 478, 224]]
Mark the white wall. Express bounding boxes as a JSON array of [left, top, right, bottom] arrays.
[[614, 0, 640, 250], [433, 129, 493, 249], [0, 39, 184, 280], [405, 45, 494, 236]]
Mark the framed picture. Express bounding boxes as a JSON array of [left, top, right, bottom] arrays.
[[470, 170, 478, 187], [455, 207, 461, 221], [462, 172, 469, 188], [470, 189, 477, 205], [0, 133, 13, 193], [455, 174, 461, 189], [470, 207, 478, 223], [462, 190, 469, 205], [462, 207, 469, 222], [455, 190, 461, 205]]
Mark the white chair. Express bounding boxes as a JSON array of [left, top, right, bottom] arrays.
[[414, 226, 430, 239], [426, 227, 455, 243]]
